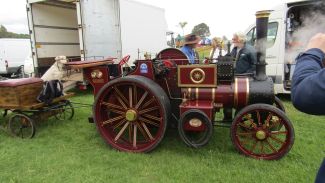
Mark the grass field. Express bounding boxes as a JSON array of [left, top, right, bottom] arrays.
[[0, 90, 324, 183]]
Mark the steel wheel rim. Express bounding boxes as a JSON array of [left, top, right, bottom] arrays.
[[178, 110, 212, 148], [9, 114, 35, 139], [232, 106, 293, 160], [55, 101, 74, 120], [94, 81, 166, 152], [274, 96, 285, 113]]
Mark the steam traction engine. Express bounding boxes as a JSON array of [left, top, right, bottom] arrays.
[[66, 11, 294, 160]]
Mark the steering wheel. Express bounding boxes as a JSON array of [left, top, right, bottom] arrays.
[[118, 55, 130, 66]]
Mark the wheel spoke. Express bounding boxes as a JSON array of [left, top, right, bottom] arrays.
[[142, 114, 162, 122], [256, 110, 261, 126], [113, 87, 129, 107], [101, 102, 125, 110], [141, 122, 154, 140], [238, 122, 252, 129], [133, 85, 137, 106], [266, 139, 278, 153], [102, 115, 125, 126], [250, 139, 258, 152], [116, 95, 128, 109], [113, 119, 127, 130], [133, 124, 137, 148], [108, 108, 125, 115], [135, 91, 148, 109], [129, 87, 133, 108], [269, 135, 285, 145], [139, 106, 159, 115], [139, 117, 159, 127], [129, 123, 133, 143], [237, 131, 254, 137], [265, 113, 272, 127], [136, 122, 149, 141], [142, 97, 155, 109], [270, 131, 288, 135], [260, 141, 265, 155], [239, 137, 251, 146], [114, 122, 130, 141]]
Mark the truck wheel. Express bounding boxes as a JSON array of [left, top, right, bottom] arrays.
[[9, 113, 35, 139], [178, 109, 213, 148], [93, 75, 170, 152], [230, 104, 294, 160]]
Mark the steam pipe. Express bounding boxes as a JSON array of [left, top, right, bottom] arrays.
[[255, 10, 271, 81]]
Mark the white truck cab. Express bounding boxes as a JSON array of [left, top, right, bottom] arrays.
[[244, 0, 324, 94], [0, 39, 32, 77]]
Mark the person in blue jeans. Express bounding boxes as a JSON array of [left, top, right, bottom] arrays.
[[181, 34, 201, 64], [291, 33, 325, 183]]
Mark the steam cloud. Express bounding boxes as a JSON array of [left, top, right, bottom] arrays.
[[285, 3, 325, 64]]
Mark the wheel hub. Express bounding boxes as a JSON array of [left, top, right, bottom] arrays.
[[189, 118, 202, 127], [125, 109, 138, 122], [255, 130, 266, 140]]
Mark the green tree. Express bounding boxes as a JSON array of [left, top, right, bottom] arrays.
[[191, 23, 211, 38], [0, 25, 8, 38], [178, 22, 187, 36], [0, 25, 30, 39]]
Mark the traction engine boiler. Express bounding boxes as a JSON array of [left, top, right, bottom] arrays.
[[66, 11, 294, 160]]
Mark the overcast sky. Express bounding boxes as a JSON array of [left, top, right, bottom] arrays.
[[1, 0, 297, 38]]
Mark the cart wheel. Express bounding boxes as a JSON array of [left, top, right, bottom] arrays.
[[93, 75, 171, 152], [230, 104, 294, 160], [274, 96, 285, 113], [9, 113, 35, 139], [178, 109, 213, 148], [55, 100, 74, 120]]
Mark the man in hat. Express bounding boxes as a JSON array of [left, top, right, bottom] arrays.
[[181, 34, 201, 64], [231, 32, 257, 74]]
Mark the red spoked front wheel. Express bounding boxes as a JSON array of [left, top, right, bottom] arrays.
[[93, 76, 170, 152], [230, 104, 294, 160]]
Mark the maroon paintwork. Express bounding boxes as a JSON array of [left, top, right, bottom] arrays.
[[69, 51, 250, 123], [178, 66, 217, 87], [83, 66, 111, 95], [67, 48, 293, 160], [129, 60, 155, 80], [180, 100, 214, 131], [59, 11, 295, 160], [65, 59, 115, 95]]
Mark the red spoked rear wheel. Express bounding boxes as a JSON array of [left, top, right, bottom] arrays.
[[230, 104, 294, 160], [93, 76, 170, 152]]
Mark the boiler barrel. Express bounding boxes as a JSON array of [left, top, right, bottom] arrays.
[[181, 76, 274, 108], [181, 77, 250, 108]]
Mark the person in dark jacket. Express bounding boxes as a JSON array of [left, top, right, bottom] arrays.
[[291, 33, 325, 183], [231, 32, 257, 74]]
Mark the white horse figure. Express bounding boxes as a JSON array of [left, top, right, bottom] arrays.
[[41, 56, 68, 81]]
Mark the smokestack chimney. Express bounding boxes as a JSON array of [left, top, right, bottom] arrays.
[[255, 10, 271, 81]]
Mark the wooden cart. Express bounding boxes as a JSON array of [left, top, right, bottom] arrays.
[[0, 78, 74, 138]]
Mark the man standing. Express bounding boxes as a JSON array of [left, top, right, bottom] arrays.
[[181, 34, 201, 64], [291, 33, 325, 183], [231, 32, 257, 74]]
